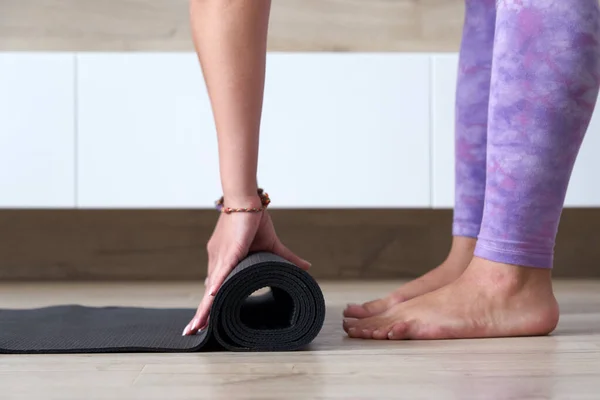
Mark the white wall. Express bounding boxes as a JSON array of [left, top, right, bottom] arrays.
[[1, 52, 599, 209]]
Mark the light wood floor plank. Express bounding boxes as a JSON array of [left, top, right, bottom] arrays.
[[2, 281, 600, 399]]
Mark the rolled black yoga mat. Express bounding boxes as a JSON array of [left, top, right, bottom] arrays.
[[0, 252, 326, 354]]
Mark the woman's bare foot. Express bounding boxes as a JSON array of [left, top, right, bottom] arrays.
[[343, 257, 559, 340], [343, 236, 476, 319]]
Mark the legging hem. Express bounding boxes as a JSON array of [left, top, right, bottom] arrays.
[[452, 223, 480, 239], [474, 240, 553, 269]]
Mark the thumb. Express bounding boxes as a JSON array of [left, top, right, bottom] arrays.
[[272, 240, 311, 270]]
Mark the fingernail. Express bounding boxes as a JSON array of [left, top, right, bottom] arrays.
[[209, 285, 217, 296], [191, 319, 199, 331], [346, 303, 359, 308], [182, 324, 190, 336]]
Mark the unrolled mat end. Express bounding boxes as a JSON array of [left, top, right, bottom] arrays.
[[0, 252, 326, 354]]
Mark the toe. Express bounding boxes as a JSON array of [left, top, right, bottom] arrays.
[[372, 328, 391, 340], [343, 318, 358, 333], [345, 314, 395, 340], [347, 327, 362, 338], [343, 304, 372, 318], [345, 318, 379, 339], [343, 297, 394, 319], [359, 328, 375, 339], [387, 322, 410, 340]]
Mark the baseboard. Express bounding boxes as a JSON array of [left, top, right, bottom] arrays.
[[1, 209, 598, 280]]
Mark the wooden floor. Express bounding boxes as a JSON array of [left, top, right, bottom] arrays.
[[2, 280, 600, 400]]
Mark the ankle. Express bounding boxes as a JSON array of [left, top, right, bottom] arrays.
[[443, 236, 477, 267], [452, 236, 477, 253], [464, 257, 553, 294]]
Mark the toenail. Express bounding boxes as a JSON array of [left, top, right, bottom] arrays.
[[348, 328, 357, 335], [373, 330, 380, 336], [362, 329, 370, 336], [388, 331, 394, 339]]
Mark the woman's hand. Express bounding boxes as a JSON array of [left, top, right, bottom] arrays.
[[187, 0, 279, 336], [182, 208, 311, 335]]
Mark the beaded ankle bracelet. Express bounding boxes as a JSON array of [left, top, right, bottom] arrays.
[[215, 188, 271, 214]]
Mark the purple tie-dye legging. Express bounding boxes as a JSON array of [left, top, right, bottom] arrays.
[[453, 0, 600, 268]]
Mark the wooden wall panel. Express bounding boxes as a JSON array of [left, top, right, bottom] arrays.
[[0, 0, 464, 52], [1, 209, 600, 281]]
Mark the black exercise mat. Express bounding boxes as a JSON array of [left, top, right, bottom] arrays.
[[0, 252, 326, 354]]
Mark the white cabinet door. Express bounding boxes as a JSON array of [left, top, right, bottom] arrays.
[[77, 53, 432, 208], [0, 53, 75, 208], [259, 53, 431, 208], [431, 54, 600, 209], [564, 108, 600, 207], [431, 54, 458, 209], [77, 53, 219, 208]]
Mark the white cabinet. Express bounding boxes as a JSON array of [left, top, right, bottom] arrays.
[[77, 53, 432, 208], [5, 51, 594, 209], [0, 53, 75, 207], [431, 54, 600, 209]]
